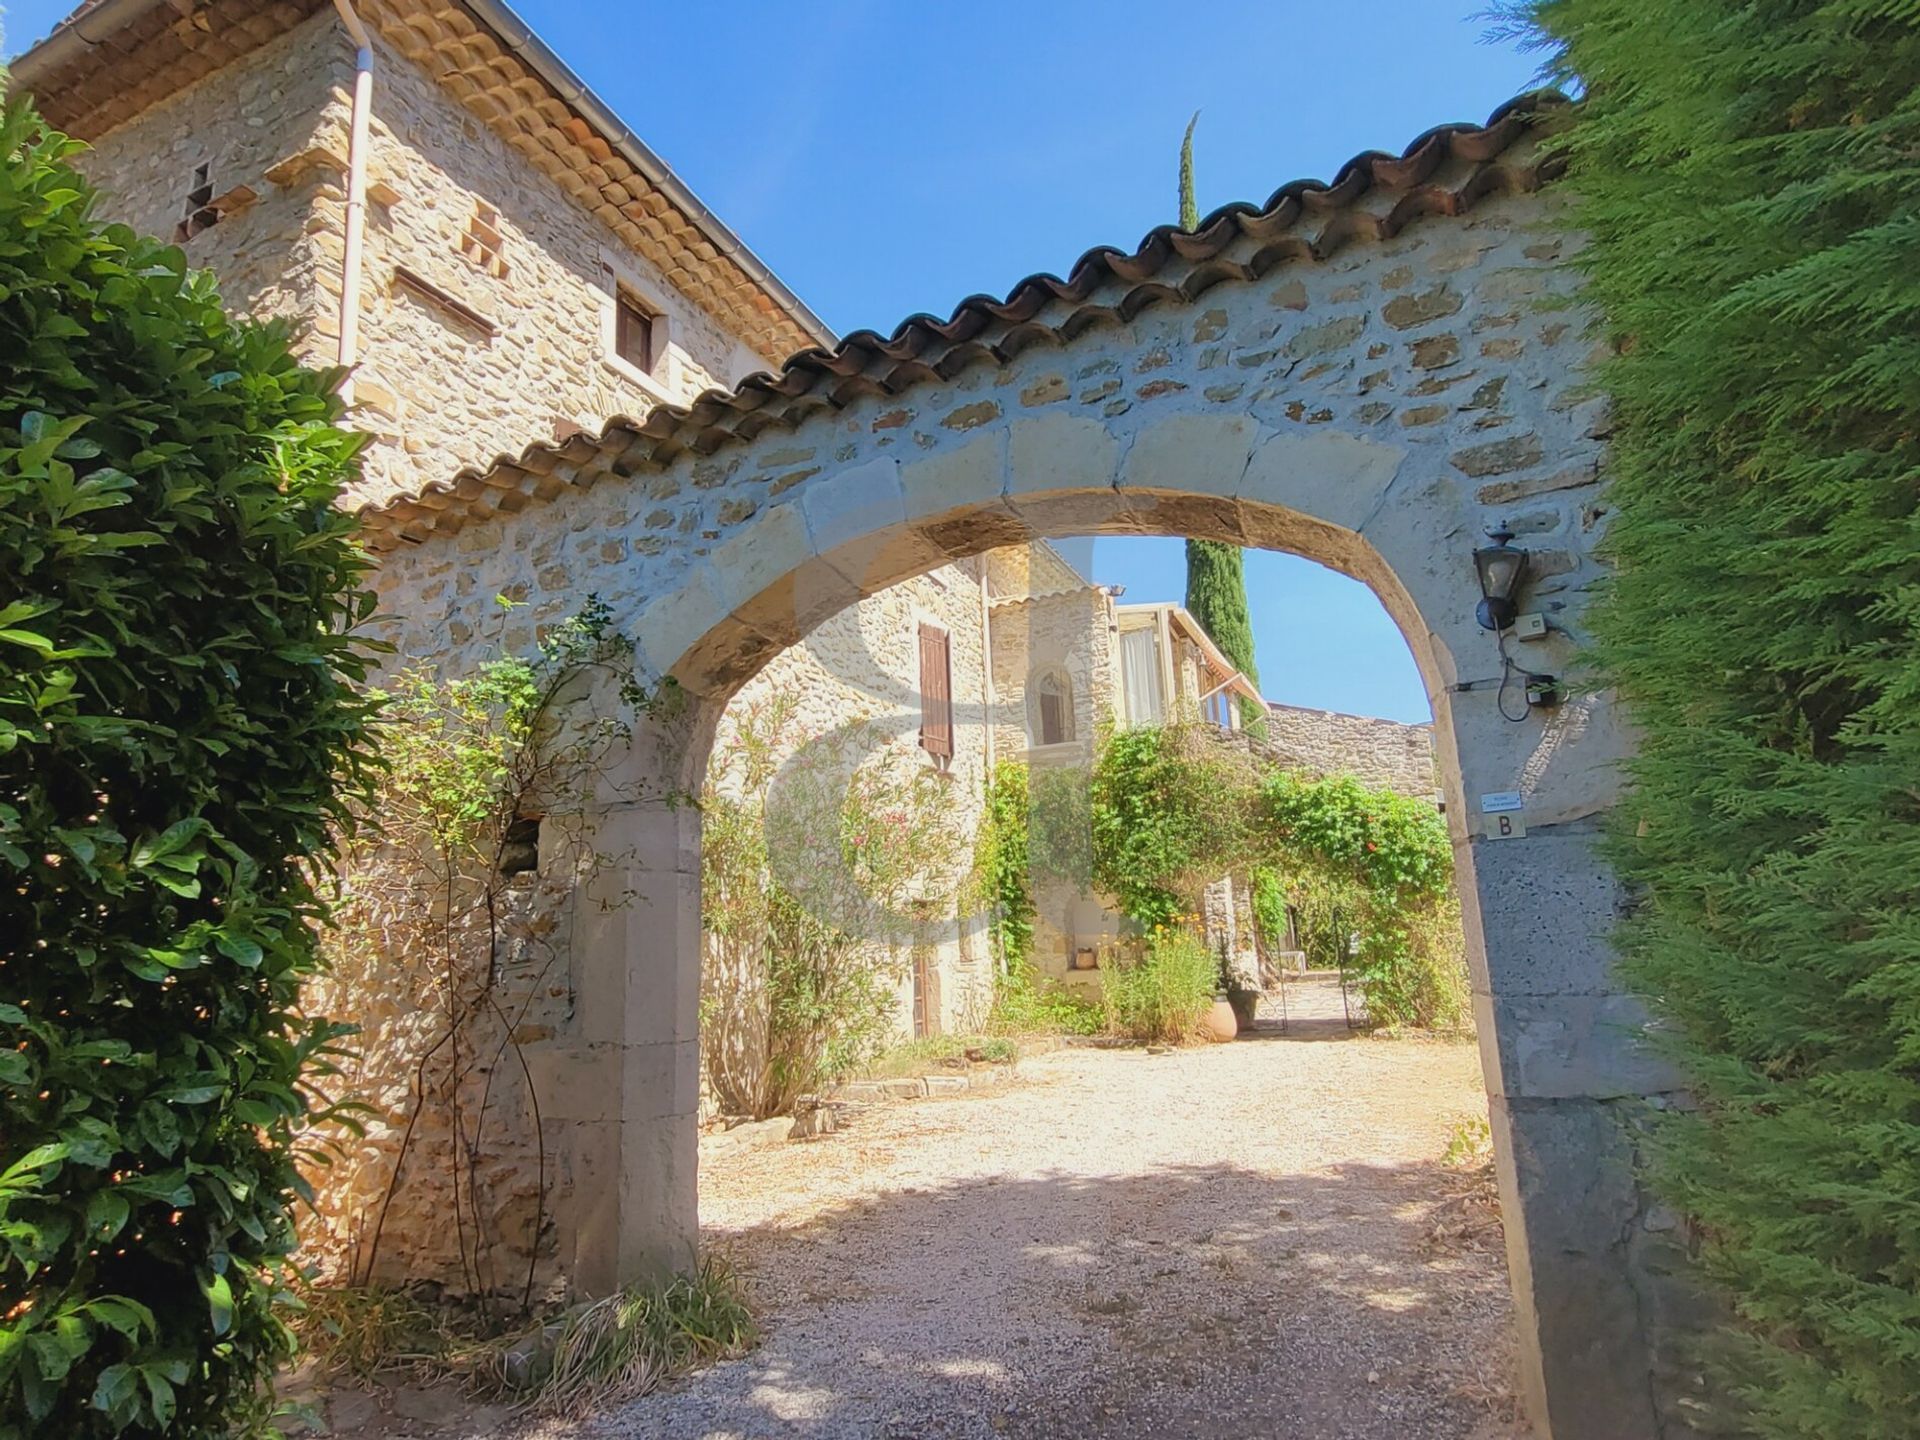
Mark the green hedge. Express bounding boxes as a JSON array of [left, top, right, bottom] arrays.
[[1513, 3, 1920, 1432], [0, 103, 376, 1436]]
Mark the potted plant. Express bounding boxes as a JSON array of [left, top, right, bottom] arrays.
[[1226, 980, 1263, 1032], [1205, 944, 1244, 1040]]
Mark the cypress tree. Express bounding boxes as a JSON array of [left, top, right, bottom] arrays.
[[1184, 539, 1264, 730], [1508, 3, 1920, 1433], [1177, 114, 1266, 732]]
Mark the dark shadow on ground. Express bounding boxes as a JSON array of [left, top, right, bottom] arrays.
[[531, 1158, 1519, 1440]]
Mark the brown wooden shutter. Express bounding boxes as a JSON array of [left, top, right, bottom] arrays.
[[918, 623, 953, 759]]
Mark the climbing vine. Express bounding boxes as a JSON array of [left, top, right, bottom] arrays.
[[701, 696, 971, 1119], [976, 761, 1035, 972], [1090, 723, 1461, 1027], [307, 597, 655, 1311], [1089, 723, 1254, 928]]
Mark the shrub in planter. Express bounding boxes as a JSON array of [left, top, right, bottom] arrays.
[[0, 103, 376, 1437]]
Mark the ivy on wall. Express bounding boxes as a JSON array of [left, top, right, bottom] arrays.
[[0, 102, 377, 1437], [976, 761, 1035, 972]]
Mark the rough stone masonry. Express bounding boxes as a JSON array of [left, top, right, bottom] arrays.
[[352, 105, 1711, 1440]]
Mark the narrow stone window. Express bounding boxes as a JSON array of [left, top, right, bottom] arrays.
[[614, 289, 656, 373], [459, 200, 509, 280], [175, 161, 219, 242], [498, 814, 540, 876]]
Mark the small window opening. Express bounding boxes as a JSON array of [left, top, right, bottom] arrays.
[[460, 201, 509, 280], [499, 815, 540, 876], [1031, 667, 1075, 747], [175, 161, 219, 243], [614, 290, 656, 373]]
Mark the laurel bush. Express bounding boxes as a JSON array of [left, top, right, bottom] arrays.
[[0, 102, 375, 1437]]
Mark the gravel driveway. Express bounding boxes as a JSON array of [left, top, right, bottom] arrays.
[[557, 977, 1525, 1440]]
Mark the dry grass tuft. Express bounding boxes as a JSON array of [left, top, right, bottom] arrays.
[[503, 1257, 758, 1417]]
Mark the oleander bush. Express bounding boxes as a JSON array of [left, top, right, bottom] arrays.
[[0, 101, 376, 1437]]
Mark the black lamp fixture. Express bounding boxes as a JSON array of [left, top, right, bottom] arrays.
[[1473, 522, 1530, 632]]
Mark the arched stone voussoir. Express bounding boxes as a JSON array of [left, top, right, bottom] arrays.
[[1240, 428, 1409, 537]]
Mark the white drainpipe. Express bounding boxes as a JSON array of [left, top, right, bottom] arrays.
[[331, 0, 374, 404]]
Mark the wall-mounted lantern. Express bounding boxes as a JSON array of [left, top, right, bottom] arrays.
[[1473, 522, 1530, 632]]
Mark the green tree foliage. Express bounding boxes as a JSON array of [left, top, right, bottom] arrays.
[[1090, 723, 1459, 1026], [0, 102, 376, 1436], [1089, 724, 1249, 927], [1507, 2, 1920, 1431], [1176, 113, 1267, 733], [976, 761, 1035, 972]]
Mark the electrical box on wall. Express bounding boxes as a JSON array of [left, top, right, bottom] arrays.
[[1512, 612, 1549, 641]]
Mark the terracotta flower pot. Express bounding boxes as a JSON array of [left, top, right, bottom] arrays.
[[1203, 996, 1239, 1042]]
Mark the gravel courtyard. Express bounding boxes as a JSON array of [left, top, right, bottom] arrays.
[[553, 977, 1524, 1440]]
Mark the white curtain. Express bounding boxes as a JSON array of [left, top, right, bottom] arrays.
[[1120, 629, 1163, 728]]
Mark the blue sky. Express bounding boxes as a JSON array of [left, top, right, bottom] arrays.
[[3, 1, 1541, 721]]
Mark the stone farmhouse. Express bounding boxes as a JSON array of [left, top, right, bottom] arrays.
[[13, 5, 1703, 1434], [11, 0, 1420, 1044]]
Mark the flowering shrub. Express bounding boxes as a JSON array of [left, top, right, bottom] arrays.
[[1101, 927, 1217, 1044], [702, 699, 968, 1118]]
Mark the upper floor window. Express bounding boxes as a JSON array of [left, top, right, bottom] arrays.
[[614, 289, 657, 373], [175, 161, 218, 243], [918, 623, 954, 765], [459, 201, 509, 280], [1030, 667, 1075, 747]]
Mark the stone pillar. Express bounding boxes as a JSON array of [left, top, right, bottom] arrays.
[[1460, 822, 1707, 1439], [544, 784, 703, 1295]]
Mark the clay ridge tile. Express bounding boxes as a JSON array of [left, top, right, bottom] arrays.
[[356, 91, 1572, 550]]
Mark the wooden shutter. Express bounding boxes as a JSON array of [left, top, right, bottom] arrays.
[[918, 623, 953, 759], [615, 292, 654, 371]]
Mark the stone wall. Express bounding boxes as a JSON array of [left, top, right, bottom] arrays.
[[71, 13, 339, 349], [706, 558, 996, 1048], [986, 586, 1113, 762], [337, 156, 1707, 1436], [316, 30, 762, 507], [72, 14, 772, 510], [1264, 703, 1437, 798]]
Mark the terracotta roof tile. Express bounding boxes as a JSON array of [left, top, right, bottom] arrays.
[[356, 92, 1571, 551]]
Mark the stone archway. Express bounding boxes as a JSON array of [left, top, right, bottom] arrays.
[[361, 99, 1695, 1439]]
